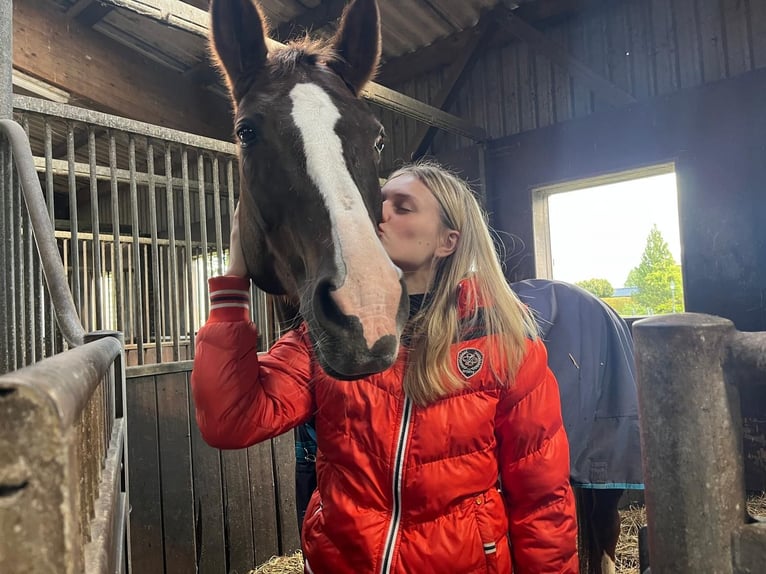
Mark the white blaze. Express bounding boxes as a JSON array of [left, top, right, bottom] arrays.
[[289, 83, 401, 348]]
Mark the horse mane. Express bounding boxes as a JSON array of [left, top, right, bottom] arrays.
[[268, 36, 339, 77]]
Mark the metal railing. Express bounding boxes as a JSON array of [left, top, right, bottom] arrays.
[[6, 95, 245, 368], [633, 313, 766, 573]]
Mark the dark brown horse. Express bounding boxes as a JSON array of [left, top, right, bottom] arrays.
[[209, 0, 408, 379]]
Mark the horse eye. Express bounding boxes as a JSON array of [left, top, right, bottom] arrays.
[[236, 125, 258, 148], [374, 135, 385, 155]]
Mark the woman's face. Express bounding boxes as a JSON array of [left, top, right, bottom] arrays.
[[378, 175, 456, 285]]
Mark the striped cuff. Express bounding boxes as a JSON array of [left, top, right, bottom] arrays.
[[208, 276, 251, 323]]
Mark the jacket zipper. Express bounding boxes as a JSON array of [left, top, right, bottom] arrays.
[[379, 395, 413, 574]]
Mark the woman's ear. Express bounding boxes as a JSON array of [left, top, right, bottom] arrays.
[[435, 230, 460, 258]]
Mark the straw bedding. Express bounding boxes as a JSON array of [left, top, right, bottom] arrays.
[[250, 492, 766, 574]]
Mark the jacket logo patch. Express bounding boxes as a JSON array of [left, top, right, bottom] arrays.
[[457, 348, 483, 378]]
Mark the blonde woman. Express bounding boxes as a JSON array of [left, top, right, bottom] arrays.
[[192, 162, 578, 573]]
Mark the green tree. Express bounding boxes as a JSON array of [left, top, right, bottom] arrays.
[[576, 278, 614, 298], [625, 225, 684, 314]]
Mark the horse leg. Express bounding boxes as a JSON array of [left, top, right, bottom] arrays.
[[590, 489, 623, 574], [575, 488, 623, 574]]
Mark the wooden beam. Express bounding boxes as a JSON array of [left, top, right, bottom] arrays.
[[13, 0, 232, 140], [408, 10, 498, 160], [67, 0, 114, 27], [496, 6, 637, 107], [96, 0, 486, 141], [377, 0, 608, 87], [273, 0, 346, 41]]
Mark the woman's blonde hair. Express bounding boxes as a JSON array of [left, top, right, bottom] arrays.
[[388, 161, 539, 406]]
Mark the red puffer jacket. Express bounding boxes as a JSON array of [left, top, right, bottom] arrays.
[[192, 276, 578, 574]]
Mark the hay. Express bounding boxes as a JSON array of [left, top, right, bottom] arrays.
[[615, 491, 766, 573], [250, 493, 766, 574], [249, 550, 304, 574]]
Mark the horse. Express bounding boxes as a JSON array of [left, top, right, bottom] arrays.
[[209, 1, 643, 572], [209, 0, 408, 379]]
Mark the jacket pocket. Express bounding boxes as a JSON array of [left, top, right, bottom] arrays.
[[471, 489, 512, 574]]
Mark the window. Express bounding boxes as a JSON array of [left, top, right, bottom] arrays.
[[532, 164, 683, 316]]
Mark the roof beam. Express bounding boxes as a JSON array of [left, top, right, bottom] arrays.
[[273, 0, 346, 41], [408, 9, 499, 160], [13, 0, 232, 139], [377, 0, 608, 87], [96, 0, 486, 141], [497, 4, 637, 106], [67, 0, 114, 27]]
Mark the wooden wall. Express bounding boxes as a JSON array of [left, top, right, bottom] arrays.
[[126, 364, 300, 574], [483, 66, 766, 490], [376, 0, 766, 171]]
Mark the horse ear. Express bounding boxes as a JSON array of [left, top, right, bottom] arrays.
[[328, 0, 382, 96], [209, 0, 269, 101]]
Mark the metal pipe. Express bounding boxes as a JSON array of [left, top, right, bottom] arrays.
[[633, 313, 746, 573], [89, 128, 103, 330], [146, 144, 162, 362], [164, 146, 180, 360], [0, 120, 85, 347], [128, 136, 144, 362]]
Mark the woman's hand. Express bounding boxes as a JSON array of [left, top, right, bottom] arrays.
[[226, 202, 248, 277]]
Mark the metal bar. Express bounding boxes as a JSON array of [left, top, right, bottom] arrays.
[[212, 156, 223, 273], [21, 115, 37, 365], [89, 127, 103, 330], [165, 146, 180, 360], [53, 228, 215, 248], [197, 153, 209, 319], [142, 244, 150, 355], [128, 136, 144, 362], [227, 158, 235, 226], [0, 120, 86, 347], [32, 155, 220, 190], [67, 123, 82, 317], [91, 0, 487, 141], [44, 119, 57, 356], [146, 144, 162, 362], [14, 144, 25, 367], [13, 95, 237, 154], [109, 133, 124, 334], [0, 142, 7, 373], [633, 313, 746, 574], [181, 148, 195, 357]]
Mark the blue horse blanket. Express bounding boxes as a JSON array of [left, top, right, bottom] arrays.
[[511, 279, 643, 489]]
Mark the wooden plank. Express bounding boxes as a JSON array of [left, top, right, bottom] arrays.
[[156, 371, 196, 574], [535, 52, 554, 128], [751, 0, 766, 69], [549, 27, 572, 124], [721, 0, 753, 77], [248, 441, 280, 565], [126, 375, 165, 574], [584, 11, 609, 112], [12, 0, 232, 140], [650, 0, 680, 95], [187, 376, 226, 574], [627, 0, 655, 99], [518, 43, 538, 132], [221, 449, 256, 571], [500, 43, 522, 135], [567, 17, 592, 118], [484, 49, 505, 140], [672, 0, 703, 89], [273, 432, 301, 554], [696, 0, 727, 83], [606, 3, 633, 95]]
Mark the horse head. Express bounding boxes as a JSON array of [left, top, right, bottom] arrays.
[[209, 0, 408, 378]]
